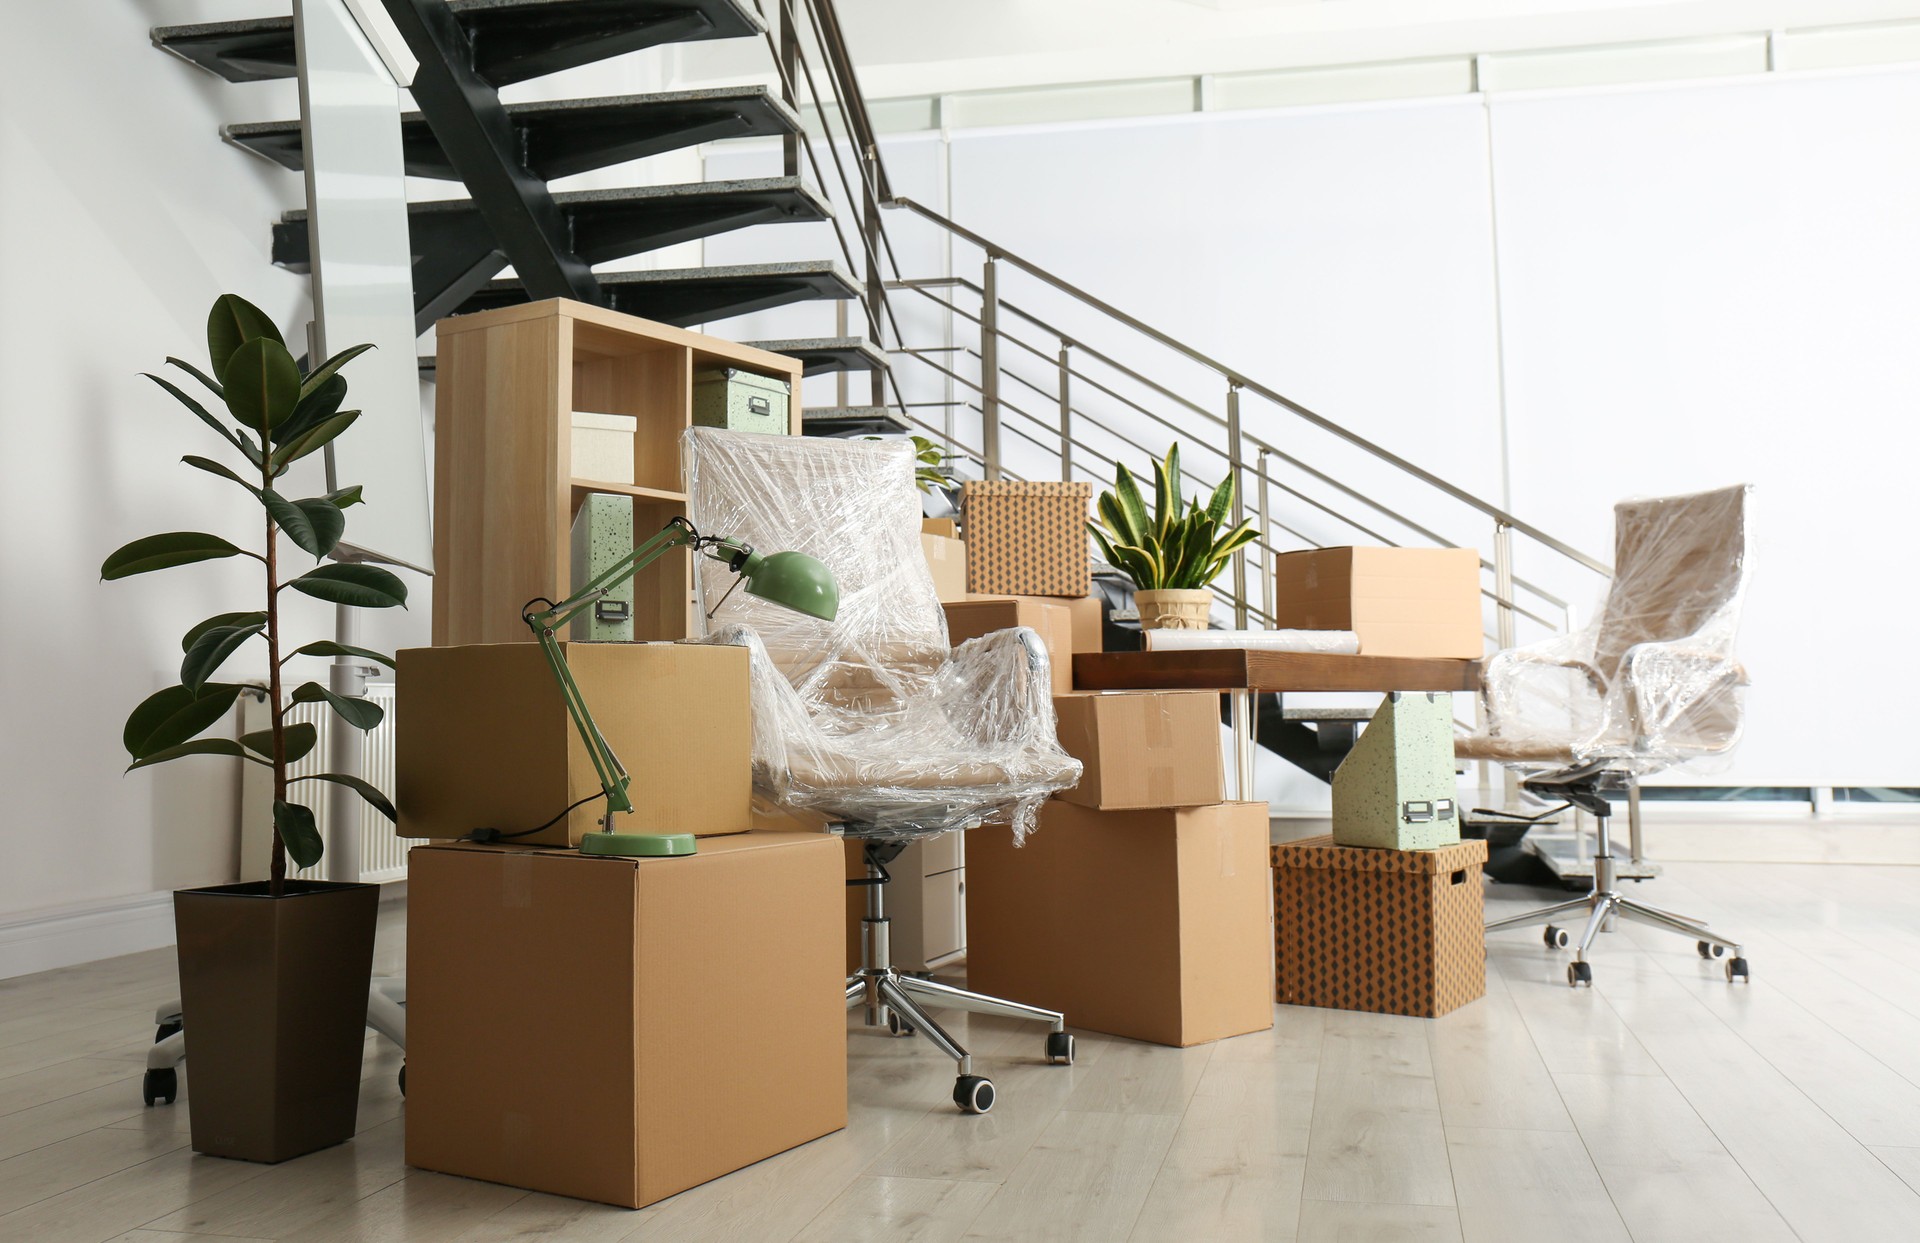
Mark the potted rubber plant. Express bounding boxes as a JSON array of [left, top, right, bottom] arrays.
[[1088, 444, 1257, 630], [103, 293, 406, 1163]]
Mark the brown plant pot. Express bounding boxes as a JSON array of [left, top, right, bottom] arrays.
[[174, 879, 380, 1163], [1134, 588, 1214, 630]]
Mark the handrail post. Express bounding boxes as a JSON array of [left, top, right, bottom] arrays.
[[1057, 341, 1072, 480], [778, 1, 798, 178], [981, 255, 1001, 480], [1493, 520, 1516, 650], [1227, 381, 1247, 628], [1256, 447, 1272, 625], [865, 184, 883, 406]]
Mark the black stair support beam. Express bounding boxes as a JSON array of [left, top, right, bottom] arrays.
[[533, 111, 756, 181], [467, 7, 714, 86], [569, 200, 806, 266], [380, 0, 599, 307], [410, 217, 509, 335]]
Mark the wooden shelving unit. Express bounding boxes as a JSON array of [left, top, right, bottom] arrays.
[[431, 298, 804, 646]]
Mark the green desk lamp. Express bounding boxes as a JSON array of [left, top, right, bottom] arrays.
[[521, 516, 838, 858]]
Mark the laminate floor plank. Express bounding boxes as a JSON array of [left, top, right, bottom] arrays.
[[1302, 1011, 1455, 1208], [958, 1110, 1179, 1243], [1445, 1125, 1628, 1243]]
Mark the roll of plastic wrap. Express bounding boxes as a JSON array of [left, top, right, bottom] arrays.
[[1143, 629, 1361, 655]]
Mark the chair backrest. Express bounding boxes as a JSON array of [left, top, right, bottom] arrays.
[[683, 428, 948, 706], [1590, 484, 1751, 684]]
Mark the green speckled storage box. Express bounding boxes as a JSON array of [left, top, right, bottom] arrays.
[[1332, 691, 1461, 851], [569, 494, 635, 642], [692, 367, 790, 436]]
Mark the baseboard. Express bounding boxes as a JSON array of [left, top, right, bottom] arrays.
[[0, 890, 177, 981]]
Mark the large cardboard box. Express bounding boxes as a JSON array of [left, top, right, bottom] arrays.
[[960, 480, 1092, 597], [943, 597, 1074, 696], [921, 532, 967, 603], [1271, 546, 1482, 659], [1271, 834, 1487, 1018], [967, 593, 1101, 659], [397, 642, 751, 845], [966, 800, 1274, 1046], [405, 834, 846, 1208], [1052, 692, 1223, 810]]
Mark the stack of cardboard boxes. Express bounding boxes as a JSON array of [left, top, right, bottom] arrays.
[[956, 481, 1275, 1047]]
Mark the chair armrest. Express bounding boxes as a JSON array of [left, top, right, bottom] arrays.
[[1482, 645, 1606, 696], [1620, 639, 1746, 754], [945, 626, 1053, 744]]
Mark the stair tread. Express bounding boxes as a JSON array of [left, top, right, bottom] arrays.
[[456, 261, 860, 327], [800, 405, 911, 435], [226, 87, 800, 179], [154, 0, 761, 86], [278, 177, 827, 223], [746, 338, 889, 376]]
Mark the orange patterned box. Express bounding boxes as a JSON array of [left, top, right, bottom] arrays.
[[1271, 835, 1487, 1018], [960, 480, 1092, 597]]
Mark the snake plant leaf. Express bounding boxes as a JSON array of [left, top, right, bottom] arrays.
[[273, 374, 347, 447], [1160, 445, 1183, 536], [143, 373, 252, 462], [1114, 542, 1164, 590], [1087, 521, 1120, 568], [324, 485, 364, 509], [1094, 491, 1130, 543], [241, 721, 317, 764], [1113, 465, 1152, 546], [269, 410, 360, 473], [290, 681, 384, 731], [1152, 454, 1174, 539], [297, 342, 373, 403], [127, 737, 266, 772], [1205, 475, 1235, 526], [181, 622, 265, 693], [182, 611, 267, 653], [222, 337, 302, 433], [285, 640, 396, 670], [291, 772, 397, 822], [1209, 519, 1259, 561], [164, 356, 224, 398], [286, 563, 408, 609], [101, 532, 244, 580], [264, 490, 346, 559], [123, 683, 246, 760], [207, 294, 284, 385], [273, 800, 325, 869]]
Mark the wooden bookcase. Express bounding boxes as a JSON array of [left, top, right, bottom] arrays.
[[430, 299, 804, 646]]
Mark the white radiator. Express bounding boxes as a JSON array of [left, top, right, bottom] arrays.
[[239, 682, 409, 884]]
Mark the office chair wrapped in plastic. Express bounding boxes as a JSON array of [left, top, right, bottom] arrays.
[[1459, 484, 1753, 986], [686, 428, 1083, 1113]]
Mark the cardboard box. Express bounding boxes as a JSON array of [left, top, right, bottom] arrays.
[[966, 800, 1274, 1046], [397, 642, 751, 845], [921, 532, 967, 603], [921, 517, 959, 539], [967, 593, 1101, 658], [1271, 834, 1487, 1018], [961, 480, 1092, 597], [943, 597, 1074, 696], [405, 834, 846, 1208], [1271, 546, 1482, 659], [571, 411, 635, 485], [1052, 692, 1223, 810]]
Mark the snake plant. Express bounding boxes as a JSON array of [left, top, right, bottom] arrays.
[[1088, 444, 1258, 591]]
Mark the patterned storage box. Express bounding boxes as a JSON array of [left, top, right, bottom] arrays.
[[960, 480, 1092, 597], [1271, 834, 1487, 1018]]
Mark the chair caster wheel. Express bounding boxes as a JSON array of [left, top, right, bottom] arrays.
[[1697, 940, 1725, 960], [1567, 961, 1593, 988], [954, 1075, 996, 1114], [1545, 925, 1570, 950], [886, 1011, 915, 1037], [142, 1068, 177, 1106], [1045, 1031, 1075, 1065], [154, 1021, 182, 1043], [398, 1064, 407, 1097], [1726, 956, 1750, 983]]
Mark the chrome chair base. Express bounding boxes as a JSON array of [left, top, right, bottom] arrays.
[[846, 839, 1073, 1114]]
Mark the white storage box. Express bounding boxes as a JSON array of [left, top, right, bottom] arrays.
[[571, 411, 637, 485]]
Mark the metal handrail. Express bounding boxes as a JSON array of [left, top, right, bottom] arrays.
[[887, 195, 1611, 577]]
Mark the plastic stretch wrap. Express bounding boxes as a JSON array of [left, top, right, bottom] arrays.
[[683, 428, 1082, 841], [1464, 485, 1752, 774]]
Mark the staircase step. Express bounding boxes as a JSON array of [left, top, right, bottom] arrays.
[[226, 87, 799, 181], [454, 260, 860, 326], [801, 406, 909, 436], [154, 0, 762, 86], [272, 178, 830, 274], [745, 338, 888, 377]]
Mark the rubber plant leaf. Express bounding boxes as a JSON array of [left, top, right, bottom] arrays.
[[297, 342, 373, 403], [207, 293, 283, 385], [273, 374, 347, 447], [123, 683, 246, 760], [290, 681, 384, 731], [285, 640, 395, 670], [143, 373, 254, 463], [221, 337, 301, 433], [292, 772, 397, 822], [127, 738, 265, 772], [182, 611, 267, 653], [286, 563, 408, 609], [269, 410, 360, 472], [273, 800, 325, 869], [241, 721, 318, 764], [181, 623, 265, 693], [101, 533, 244, 580], [264, 490, 346, 560], [164, 356, 223, 398]]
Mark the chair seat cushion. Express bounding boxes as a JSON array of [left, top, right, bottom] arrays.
[[1453, 733, 1577, 763]]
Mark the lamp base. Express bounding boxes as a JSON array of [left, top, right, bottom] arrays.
[[579, 832, 698, 858]]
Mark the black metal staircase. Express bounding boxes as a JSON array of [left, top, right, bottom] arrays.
[[153, 0, 885, 392]]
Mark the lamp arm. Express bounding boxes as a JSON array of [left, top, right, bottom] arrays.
[[520, 517, 702, 822]]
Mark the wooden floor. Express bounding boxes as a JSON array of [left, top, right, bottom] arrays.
[[5, 858, 1920, 1241]]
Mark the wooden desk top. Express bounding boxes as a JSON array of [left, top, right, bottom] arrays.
[[1072, 649, 1483, 694]]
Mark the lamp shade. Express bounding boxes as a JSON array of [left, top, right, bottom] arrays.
[[740, 549, 839, 621]]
